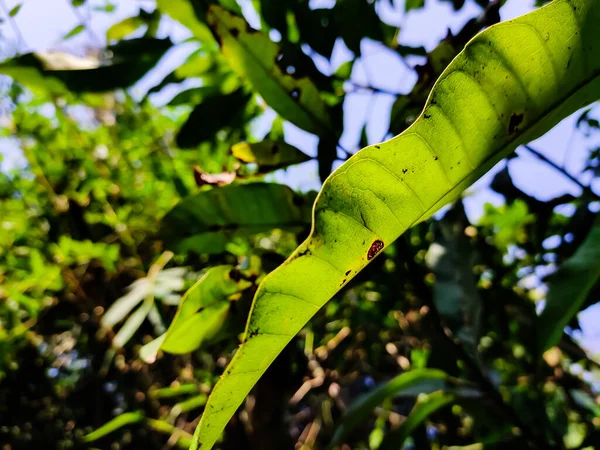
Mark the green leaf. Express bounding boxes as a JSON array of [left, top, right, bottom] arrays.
[[206, 5, 333, 136], [156, 0, 214, 43], [330, 369, 449, 447], [192, 2, 600, 448], [63, 24, 86, 40], [379, 391, 456, 450], [160, 183, 312, 255], [537, 222, 600, 354], [140, 266, 252, 362], [0, 37, 171, 94], [405, 0, 426, 12], [83, 411, 145, 442], [9, 4, 22, 17], [231, 140, 311, 173], [106, 16, 143, 41], [175, 88, 251, 148]]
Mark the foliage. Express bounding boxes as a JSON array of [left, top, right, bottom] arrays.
[[1, 1, 600, 450]]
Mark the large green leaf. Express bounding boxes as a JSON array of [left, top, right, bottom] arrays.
[[0, 37, 171, 94], [140, 266, 252, 362], [206, 5, 333, 136], [192, 2, 600, 448], [160, 183, 312, 255], [537, 222, 600, 354]]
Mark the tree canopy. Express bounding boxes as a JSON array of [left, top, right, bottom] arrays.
[[1, 1, 600, 449]]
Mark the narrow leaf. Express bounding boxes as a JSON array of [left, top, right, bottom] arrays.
[[0, 37, 171, 94], [537, 223, 600, 354], [330, 369, 449, 446], [112, 298, 153, 348], [9, 4, 22, 17], [63, 24, 85, 40], [379, 391, 456, 450], [232, 140, 311, 173], [82, 411, 145, 442], [206, 5, 333, 136], [193, 2, 600, 448]]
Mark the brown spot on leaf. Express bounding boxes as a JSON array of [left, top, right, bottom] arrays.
[[367, 240, 384, 260], [345, 270, 351, 276]]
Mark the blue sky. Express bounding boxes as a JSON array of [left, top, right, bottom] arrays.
[[1, 0, 600, 353]]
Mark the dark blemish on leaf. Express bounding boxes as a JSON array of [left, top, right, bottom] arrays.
[[345, 270, 351, 276], [374, 145, 380, 149], [402, 168, 408, 174], [229, 269, 242, 282], [248, 329, 259, 338], [424, 113, 431, 119], [450, 166, 453, 169], [367, 240, 384, 260], [434, 156, 438, 161], [291, 88, 300, 100], [340, 279, 346, 286], [508, 113, 524, 134], [360, 210, 367, 227], [230, 28, 240, 38]]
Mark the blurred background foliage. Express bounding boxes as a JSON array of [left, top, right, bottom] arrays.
[[0, 0, 600, 449]]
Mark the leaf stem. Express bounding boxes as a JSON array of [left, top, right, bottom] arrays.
[[520, 145, 600, 200]]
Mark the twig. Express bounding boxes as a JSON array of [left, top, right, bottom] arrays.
[[521, 144, 600, 200], [346, 81, 401, 97], [0, 0, 28, 52]]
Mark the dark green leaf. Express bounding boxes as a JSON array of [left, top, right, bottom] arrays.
[[175, 88, 250, 148], [379, 391, 455, 450], [231, 140, 311, 173], [160, 183, 312, 255], [405, 0, 426, 12], [537, 222, 600, 354], [0, 37, 172, 94], [330, 369, 449, 447]]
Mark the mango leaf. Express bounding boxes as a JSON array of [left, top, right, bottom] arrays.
[[537, 222, 600, 354], [379, 391, 456, 450], [175, 88, 251, 148], [192, 2, 600, 448], [0, 37, 171, 94], [140, 266, 252, 362], [330, 369, 449, 447], [206, 5, 333, 136], [160, 183, 312, 255], [231, 140, 311, 173], [156, 0, 214, 43], [106, 10, 160, 41]]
